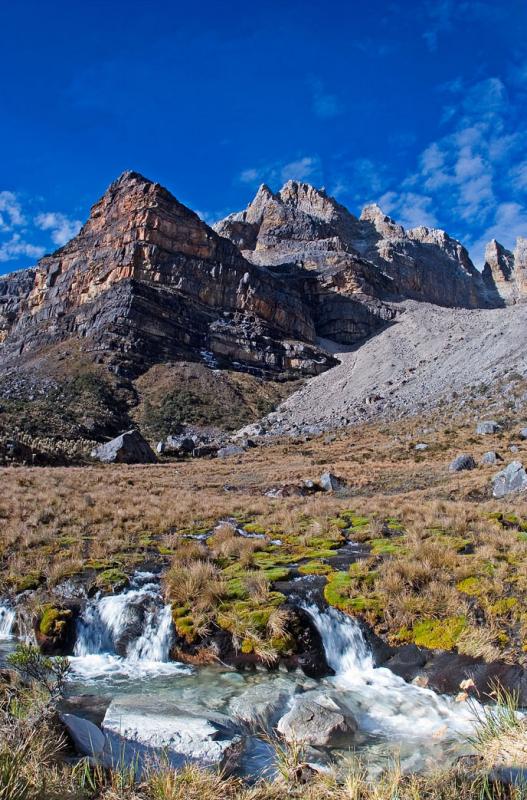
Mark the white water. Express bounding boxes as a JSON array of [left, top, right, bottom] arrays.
[[0, 603, 15, 639], [71, 573, 187, 679], [304, 603, 477, 740]]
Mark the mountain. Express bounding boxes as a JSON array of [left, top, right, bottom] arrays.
[[0, 170, 524, 448], [215, 180, 498, 310], [482, 238, 527, 305]]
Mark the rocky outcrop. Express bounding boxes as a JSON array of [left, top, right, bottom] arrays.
[[216, 182, 496, 314], [0, 172, 334, 379], [90, 429, 157, 464], [482, 238, 527, 305]]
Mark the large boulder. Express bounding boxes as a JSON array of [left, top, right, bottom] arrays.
[[102, 696, 242, 771], [91, 430, 157, 464], [449, 454, 476, 473], [276, 691, 357, 746], [492, 461, 527, 498], [476, 421, 501, 435], [228, 678, 300, 728], [319, 472, 347, 492]]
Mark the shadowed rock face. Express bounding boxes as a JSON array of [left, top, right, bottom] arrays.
[[0, 172, 335, 378], [215, 181, 498, 310], [482, 238, 527, 305]]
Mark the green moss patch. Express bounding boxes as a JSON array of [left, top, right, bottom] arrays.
[[410, 616, 467, 650]]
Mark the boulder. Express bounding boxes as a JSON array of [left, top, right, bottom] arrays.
[[228, 678, 299, 727], [481, 451, 502, 466], [276, 691, 357, 746], [449, 454, 476, 473], [61, 713, 106, 758], [217, 444, 246, 458], [520, 428, 527, 440], [102, 696, 242, 771], [476, 421, 501, 435], [492, 461, 527, 498], [91, 430, 157, 465], [319, 472, 347, 492]]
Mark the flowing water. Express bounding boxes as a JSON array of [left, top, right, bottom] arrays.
[[1, 576, 480, 777]]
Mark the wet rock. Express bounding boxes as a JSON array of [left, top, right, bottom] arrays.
[[91, 430, 157, 464], [449, 454, 476, 473], [58, 695, 111, 727], [61, 713, 106, 758], [102, 695, 242, 771], [492, 461, 527, 498], [476, 420, 501, 435], [277, 691, 357, 746], [35, 604, 78, 656], [382, 645, 428, 682], [228, 678, 299, 727]]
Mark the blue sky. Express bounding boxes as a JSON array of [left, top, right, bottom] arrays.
[[1, 0, 526, 274]]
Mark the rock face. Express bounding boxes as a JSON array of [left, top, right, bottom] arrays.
[[482, 238, 527, 305], [91, 430, 157, 464], [216, 182, 496, 320], [0, 172, 334, 380]]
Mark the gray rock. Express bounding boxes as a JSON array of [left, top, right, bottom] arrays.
[[276, 692, 357, 747], [511, 444, 520, 453], [102, 696, 241, 771], [91, 430, 157, 464], [476, 420, 501, 435], [228, 678, 298, 727], [319, 472, 346, 492], [415, 443, 428, 451], [61, 713, 106, 758], [449, 454, 476, 473], [481, 451, 502, 466], [492, 461, 527, 498], [217, 444, 246, 458], [520, 428, 527, 440]]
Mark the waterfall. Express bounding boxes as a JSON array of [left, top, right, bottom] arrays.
[[303, 603, 477, 739], [71, 573, 183, 679], [0, 603, 15, 639]]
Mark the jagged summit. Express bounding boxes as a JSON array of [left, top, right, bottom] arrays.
[[482, 236, 527, 304]]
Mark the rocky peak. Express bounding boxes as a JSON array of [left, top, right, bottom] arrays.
[[482, 237, 527, 304], [359, 205, 404, 239]]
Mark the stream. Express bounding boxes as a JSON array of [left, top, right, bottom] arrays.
[[0, 572, 480, 777]]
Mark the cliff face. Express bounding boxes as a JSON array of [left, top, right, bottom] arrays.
[[0, 172, 335, 378], [482, 238, 527, 305], [216, 182, 497, 312]]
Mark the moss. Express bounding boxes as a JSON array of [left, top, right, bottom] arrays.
[[11, 573, 43, 593], [39, 605, 72, 637], [241, 638, 254, 654], [262, 567, 291, 582], [456, 577, 483, 596], [411, 616, 467, 650], [96, 568, 128, 591], [488, 597, 518, 616], [298, 560, 334, 576], [243, 523, 267, 535], [324, 572, 380, 616], [370, 537, 407, 556]]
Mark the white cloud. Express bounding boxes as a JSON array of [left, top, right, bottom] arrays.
[[34, 212, 82, 246], [0, 191, 24, 231], [510, 161, 527, 192], [0, 234, 45, 263], [379, 191, 439, 229], [238, 155, 322, 188]]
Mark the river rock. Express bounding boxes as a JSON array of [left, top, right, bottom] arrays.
[[492, 461, 527, 498], [91, 430, 157, 464], [276, 691, 357, 746], [476, 420, 501, 435], [102, 696, 242, 771], [228, 678, 299, 727], [61, 713, 106, 758], [449, 454, 476, 473]]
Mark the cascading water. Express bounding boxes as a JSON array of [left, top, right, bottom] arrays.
[[71, 572, 186, 680], [303, 603, 478, 741], [0, 603, 15, 639]]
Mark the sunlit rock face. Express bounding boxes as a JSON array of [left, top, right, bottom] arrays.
[[216, 182, 497, 310], [482, 237, 527, 305], [0, 172, 335, 378]]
